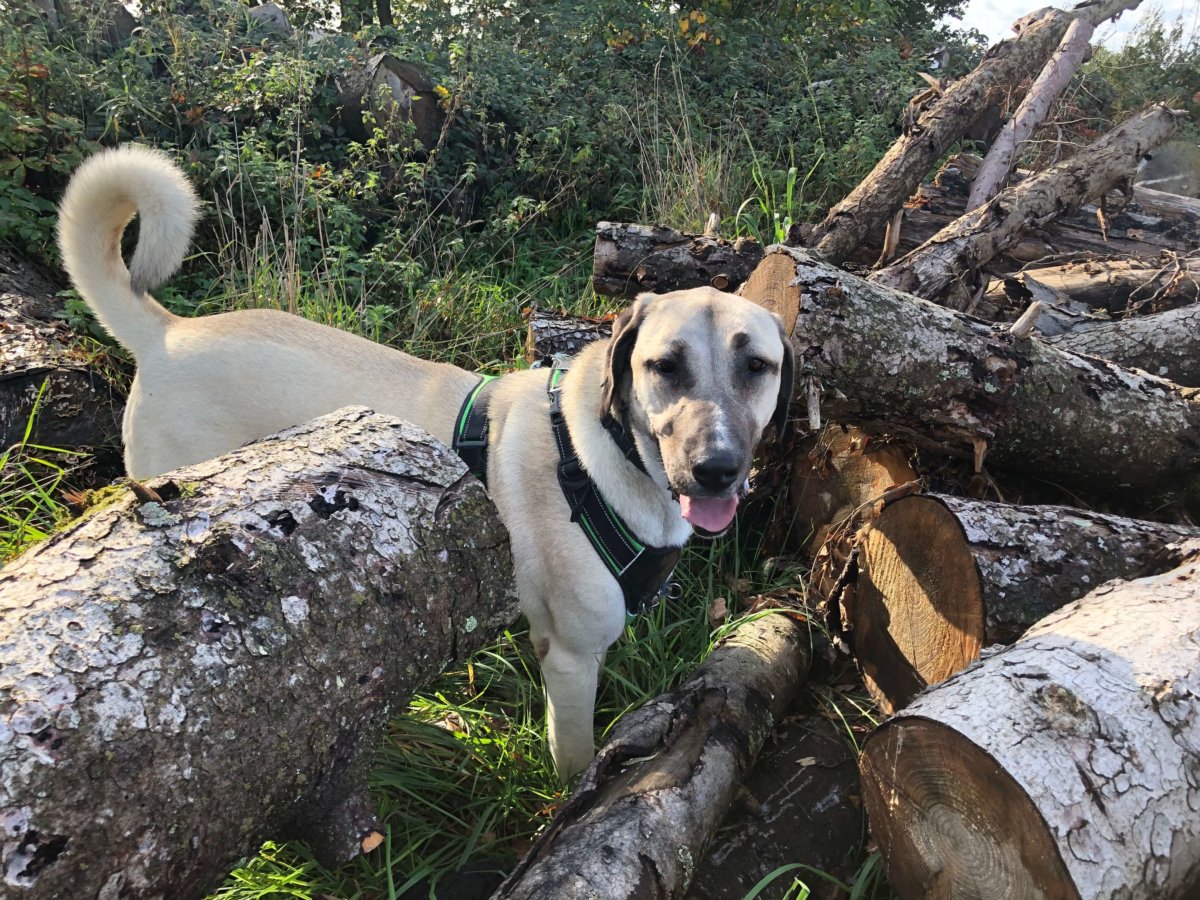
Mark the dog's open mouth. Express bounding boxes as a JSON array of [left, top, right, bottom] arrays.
[[679, 494, 739, 537]]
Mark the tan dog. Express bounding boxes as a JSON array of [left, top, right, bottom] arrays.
[[58, 145, 793, 777]]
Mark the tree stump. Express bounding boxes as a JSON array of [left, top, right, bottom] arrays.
[[851, 493, 1198, 712], [337, 54, 443, 149], [860, 540, 1200, 899], [0, 408, 516, 900]]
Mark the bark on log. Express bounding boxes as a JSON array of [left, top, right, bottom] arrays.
[[738, 246, 1200, 513], [988, 256, 1200, 323], [592, 222, 764, 298], [805, 0, 1143, 265], [0, 255, 124, 455], [337, 54, 443, 149], [491, 611, 810, 900], [689, 712, 863, 900], [0, 407, 516, 900], [850, 493, 1198, 713], [523, 307, 611, 366], [967, 17, 1101, 211], [855, 158, 1200, 272], [1049, 302, 1200, 385], [860, 540, 1200, 899], [871, 105, 1181, 302]]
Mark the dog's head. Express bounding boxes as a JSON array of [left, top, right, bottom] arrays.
[[599, 287, 794, 536]]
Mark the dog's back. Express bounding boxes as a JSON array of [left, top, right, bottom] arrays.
[[59, 145, 477, 478]]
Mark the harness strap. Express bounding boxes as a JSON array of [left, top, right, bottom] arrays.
[[548, 368, 682, 618], [452, 375, 499, 487]]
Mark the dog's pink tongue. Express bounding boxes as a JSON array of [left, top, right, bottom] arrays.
[[679, 495, 739, 532]]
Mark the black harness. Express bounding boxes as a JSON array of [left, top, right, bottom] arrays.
[[451, 370, 682, 618]]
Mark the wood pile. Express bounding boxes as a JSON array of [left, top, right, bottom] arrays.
[[514, 0, 1200, 895]]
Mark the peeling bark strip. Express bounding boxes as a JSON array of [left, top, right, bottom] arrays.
[[851, 493, 1199, 713], [1049, 303, 1200, 387], [0, 408, 516, 900], [871, 105, 1180, 301], [740, 246, 1200, 512], [592, 222, 764, 298], [492, 612, 810, 900], [860, 540, 1200, 899], [806, 0, 1143, 265]]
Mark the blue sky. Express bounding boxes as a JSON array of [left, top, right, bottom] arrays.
[[946, 1, 1199, 46]]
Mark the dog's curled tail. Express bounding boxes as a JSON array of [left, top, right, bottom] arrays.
[[57, 144, 199, 356]]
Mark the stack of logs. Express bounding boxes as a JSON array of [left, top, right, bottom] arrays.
[[520, 1, 1200, 896]]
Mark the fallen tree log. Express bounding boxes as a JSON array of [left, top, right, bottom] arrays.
[[871, 105, 1181, 302], [492, 610, 810, 900], [0, 252, 124, 455], [805, 0, 1143, 265], [849, 493, 1198, 713], [523, 307, 611, 366], [1049, 302, 1200, 385], [591, 222, 763, 298], [854, 158, 1200, 271], [860, 540, 1200, 899], [967, 17, 1099, 210], [0, 407, 516, 900], [739, 246, 1200, 513]]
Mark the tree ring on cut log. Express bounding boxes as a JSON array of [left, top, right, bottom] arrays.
[[853, 496, 984, 713], [861, 718, 1078, 900]]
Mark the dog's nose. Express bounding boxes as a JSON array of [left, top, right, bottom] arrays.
[[692, 453, 739, 492]]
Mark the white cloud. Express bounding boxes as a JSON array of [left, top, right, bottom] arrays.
[[945, 1, 1200, 47]]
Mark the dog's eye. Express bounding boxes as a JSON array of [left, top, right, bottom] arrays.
[[748, 357, 768, 373], [652, 359, 677, 376]]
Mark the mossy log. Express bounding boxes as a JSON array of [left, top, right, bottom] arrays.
[[592, 222, 764, 298], [0, 408, 516, 900], [492, 611, 810, 900], [850, 493, 1198, 713], [805, 0, 1143, 265], [860, 540, 1200, 899], [871, 105, 1181, 302], [738, 246, 1200, 513], [0, 252, 123, 456]]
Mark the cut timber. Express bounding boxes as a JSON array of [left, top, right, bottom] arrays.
[[740, 246, 1200, 513], [0, 251, 123, 454], [0, 408, 516, 900], [592, 222, 763, 298], [872, 105, 1180, 301], [337, 54, 443, 149], [967, 16, 1100, 210], [1050, 302, 1200, 386], [492, 611, 810, 900], [854, 157, 1200, 271], [790, 426, 916, 552], [523, 307, 611, 365], [989, 256, 1200, 320], [806, 0, 1143, 265], [852, 493, 1198, 713], [860, 541, 1200, 899]]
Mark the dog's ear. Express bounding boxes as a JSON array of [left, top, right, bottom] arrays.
[[772, 326, 795, 441], [599, 297, 650, 416]]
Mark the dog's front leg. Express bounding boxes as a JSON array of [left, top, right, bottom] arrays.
[[538, 638, 603, 779]]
